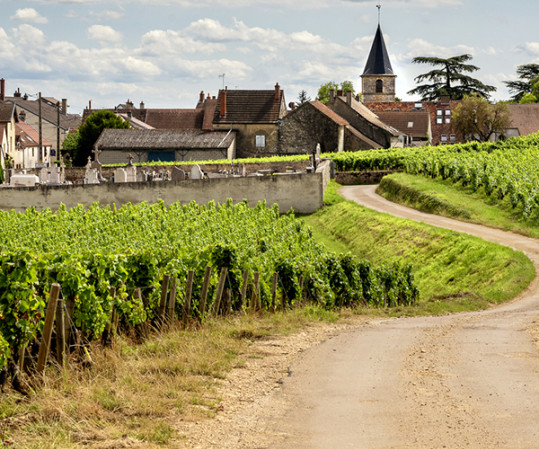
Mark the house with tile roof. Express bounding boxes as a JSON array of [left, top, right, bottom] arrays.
[[212, 83, 287, 158], [0, 102, 17, 173], [502, 103, 539, 138], [14, 121, 53, 169], [94, 128, 236, 164], [325, 91, 404, 148], [375, 110, 432, 146], [1, 79, 81, 156]]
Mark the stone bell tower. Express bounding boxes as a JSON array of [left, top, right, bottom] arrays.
[[361, 4, 396, 103]]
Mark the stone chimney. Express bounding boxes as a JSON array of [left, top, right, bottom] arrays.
[[199, 91, 205, 103], [0, 78, 4, 101], [19, 110, 26, 122], [89, 100, 92, 110], [220, 87, 227, 118], [346, 90, 353, 105], [329, 88, 335, 103], [62, 98, 67, 114], [14, 88, 21, 98], [127, 109, 132, 119], [337, 89, 343, 97], [140, 101, 145, 109], [274, 82, 281, 102]]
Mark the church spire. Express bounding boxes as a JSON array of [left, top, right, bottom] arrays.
[[377, 1, 381, 26], [362, 23, 393, 75]]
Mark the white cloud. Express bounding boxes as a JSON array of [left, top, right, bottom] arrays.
[[139, 29, 226, 56], [11, 8, 48, 24], [12, 24, 47, 47], [523, 42, 539, 56], [87, 25, 123, 44], [405, 38, 475, 59]]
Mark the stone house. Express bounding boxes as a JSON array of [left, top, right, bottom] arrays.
[[212, 84, 287, 158], [364, 98, 461, 145], [1, 78, 81, 156], [14, 121, 53, 169], [375, 110, 432, 146], [279, 100, 382, 154], [501, 103, 539, 138], [325, 92, 403, 148], [0, 102, 17, 171], [94, 128, 236, 164]]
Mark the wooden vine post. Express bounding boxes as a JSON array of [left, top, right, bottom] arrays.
[[55, 297, 65, 367], [271, 272, 278, 312], [183, 271, 194, 325], [239, 270, 249, 312], [158, 275, 170, 323], [36, 284, 61, 373], [212, 267, 228, 317], [251, 272, 260, 313], [199, 266, 212, 320], [168, 277, 178, 324]]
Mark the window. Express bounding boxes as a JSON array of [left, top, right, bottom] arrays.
[[376, 79, 383, 93], [445, 109, 451, 124], [441, 134, 448, 143], [407, 122, 414, 128], [256, 135, 266, 148], [436, 109, 443, 124], [450, 134, 456, 142]]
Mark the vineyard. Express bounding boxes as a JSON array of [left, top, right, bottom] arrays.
[[0, 199, 418, 378], [327, 133, 539, 220]]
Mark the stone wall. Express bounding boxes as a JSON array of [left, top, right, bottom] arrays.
[[335, 170, 401, 185], [0, 168, 328, 214], [212, 123, 279, 158]]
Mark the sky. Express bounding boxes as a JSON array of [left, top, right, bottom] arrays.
[[1, 0, 538, 115]]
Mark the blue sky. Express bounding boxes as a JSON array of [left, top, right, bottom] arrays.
[[1, 0, 538, 114]]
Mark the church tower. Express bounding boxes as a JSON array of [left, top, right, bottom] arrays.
[[361, 4, 396, 103]]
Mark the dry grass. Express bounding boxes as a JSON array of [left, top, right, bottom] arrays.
[[0, 308, 339, 448]]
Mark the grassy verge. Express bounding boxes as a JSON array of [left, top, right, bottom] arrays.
[[0, 308, 341, 449], [377, 172, 539, 238], [302, 181, 535, 316]]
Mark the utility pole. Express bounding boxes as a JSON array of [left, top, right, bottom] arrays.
[[38, 92, 43, 164], [56, 102, 60, 163]]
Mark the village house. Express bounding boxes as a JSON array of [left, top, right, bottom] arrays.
[[0, 102, 17, 171], [1, 78, 81, 157], [501, 103, 539, 139], [212, 83, 287, 158], [94, 128, 236, 164], [14, 121, 53, 169]]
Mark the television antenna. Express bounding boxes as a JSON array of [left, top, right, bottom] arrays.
[[219, 73, 226, 89]]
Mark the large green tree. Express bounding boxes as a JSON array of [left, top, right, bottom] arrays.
[[451, 94, 511, 142], [407, 54, 496, 101], [74, 110, 129, 166], [503, 63, 539, 102], [316, 81, 355, 104]]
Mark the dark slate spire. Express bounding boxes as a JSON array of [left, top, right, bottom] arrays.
[[362, 25, 394, 75]]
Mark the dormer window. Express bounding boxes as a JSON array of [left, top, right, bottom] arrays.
[[376, 79, 383, 93]]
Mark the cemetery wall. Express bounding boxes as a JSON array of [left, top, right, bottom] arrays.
[[0, 170, 327, 214]]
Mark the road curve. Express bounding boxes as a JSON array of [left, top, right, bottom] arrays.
[[267, 185, 539, 449]]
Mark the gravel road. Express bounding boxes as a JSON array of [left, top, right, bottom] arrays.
[[181, 185, 539, 449]]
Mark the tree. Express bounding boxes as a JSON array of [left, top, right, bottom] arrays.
[[74, 110, 129, 166], [316, 81, 355, 104], [451, 94, 511, 142], [503, 63, 539, 102], [407, 54, 496, 101], [296, 90, 311, 106]]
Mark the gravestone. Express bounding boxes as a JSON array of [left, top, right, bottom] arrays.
[[171, 167, 186, 181], [114, 168, 127, 183], [190, 164, 204, 180], [84, 168, 100, 185], [39, 165, 62, 185]]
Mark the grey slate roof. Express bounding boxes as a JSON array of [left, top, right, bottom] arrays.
[[363, 25, 394, 75], [95, 129, 236, 151], [4, 97, 80, 130], [0, 103, 15, 122]]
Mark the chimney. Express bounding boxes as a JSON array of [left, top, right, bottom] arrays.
[[127, 109, 132, 119], [329, 88, 335, 103], [220, 87, 227, 118], [337, 89, 343, 97], [89, 100, 92, 110], [274, 82, 281, 102], [0, 78, 4, 101], [140, 101, 145, 109], [14, 88, 21, 98], [19, 110, 26, 122], [62, 98, 67, 114], [346, 90, 352, 105], [199, 91, 205, 103]]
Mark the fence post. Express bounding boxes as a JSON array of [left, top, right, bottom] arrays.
[[251, 272, 260, 313], [36, 284, 61, 373], [158, 275, 170, 322], [199, 266, 212, 320], [239, 270, 249, 313], [183, 271, 194, 325], [298, 275, 305, 306], [55, 298, 65, 368], [168, 277, 178, 324], [212, 267, 228, 317], [271, 272, 278, 312]]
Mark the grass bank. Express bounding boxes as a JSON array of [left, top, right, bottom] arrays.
[[302, 181, 535, 316], [0, 307, 341, 449], [377, 172, 539, 238]]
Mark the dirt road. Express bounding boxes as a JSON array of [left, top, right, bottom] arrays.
[[181, 185, 539, 448]]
